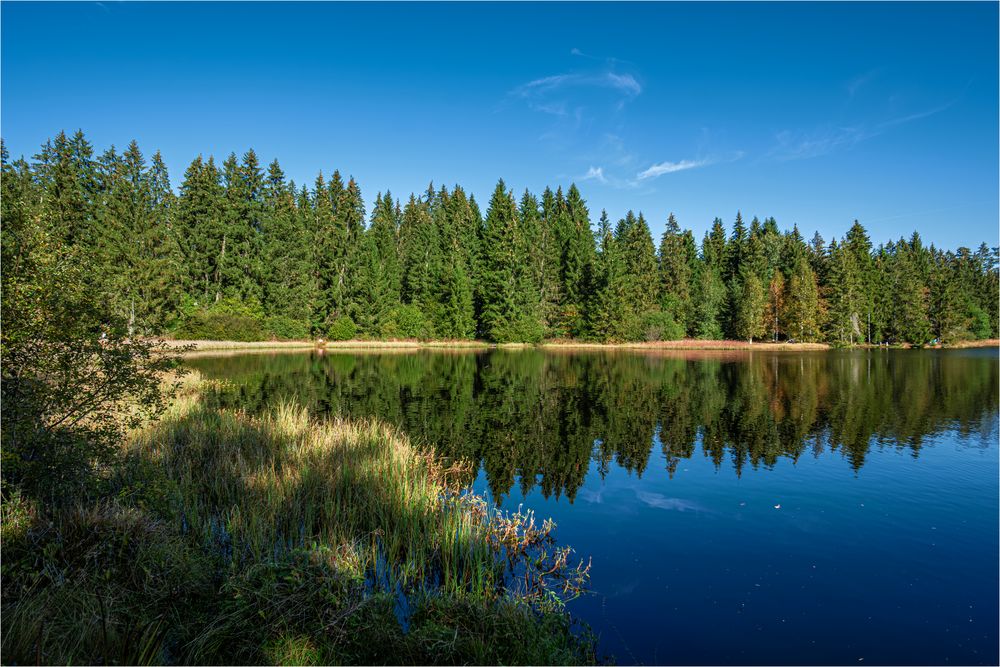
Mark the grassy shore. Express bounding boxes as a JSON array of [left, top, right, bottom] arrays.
[[1, 374, 596, 665], [165, 337, 832, 353], [163, 337, 998, 355]]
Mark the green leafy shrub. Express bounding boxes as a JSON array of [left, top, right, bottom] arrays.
[[494, 314, 545, 344], [327, 315, 358, 341], [640, 310, 685, 342], [969, 305, 993, 340], [174, 310, 269, 341], [389, 305, 434, 340], [1, 217, 178, 502], [265, 315, 311, 341]]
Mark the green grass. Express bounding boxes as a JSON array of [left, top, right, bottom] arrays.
[[1, 374, 597, 665]]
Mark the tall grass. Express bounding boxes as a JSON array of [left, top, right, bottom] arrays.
[[2, 372, 596, 665]]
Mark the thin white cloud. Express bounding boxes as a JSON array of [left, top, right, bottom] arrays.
[[847, 68, 882, 97], [877, 101, 954, 129], [770, 101, 955, 161], [605, 72, 642, 97], [637, 158, 713, 180], [581, 166, 607, 184], [511, 71, 642, 100], [769, 126, 873, 161]]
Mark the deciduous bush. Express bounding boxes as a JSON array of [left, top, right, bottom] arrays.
[[265, 315, 311, 341], [327, 315, 358, 341], [640, 310, 685, 342]]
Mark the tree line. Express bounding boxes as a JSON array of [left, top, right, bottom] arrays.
[[3, 130, 997, 344]]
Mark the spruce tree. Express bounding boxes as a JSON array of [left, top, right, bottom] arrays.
[[620, 211, 659, 316], [478, 180, 526, 342], [175, 155, 225, 307], [589, 210, 629, 341], [261, 159, 315, 331], [399, 193, 442, 336], [658, 213, 694, 332]]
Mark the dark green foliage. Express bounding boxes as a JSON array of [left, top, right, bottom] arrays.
[[658, 213, 696, 333], [174, 310, 270, 342], [478, 180, 536, 342], [4, 130, 997, 346], [392, 303, 435, 339], [261, 159, 316, 329]]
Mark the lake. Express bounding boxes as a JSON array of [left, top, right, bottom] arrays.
[[187, 347, 999, 665]]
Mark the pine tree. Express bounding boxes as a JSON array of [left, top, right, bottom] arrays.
[[338, 176, 366, 321], [557, 184, 594, 336], [620, 211, 659, 316], [312, 172, 348, 329], [218, 151, 264, 310], [658, 213, 694, 332], [175, 155, 225, 307], [399, 193, 442, 335], [261, 159, 315, 330], [589, 210, 629, 341], [888, 237, 932, 344], [929, 250, 969, 342], [478, 180, 529, 342]]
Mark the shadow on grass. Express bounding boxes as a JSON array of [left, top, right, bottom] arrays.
[[1, 390, 599, 665]]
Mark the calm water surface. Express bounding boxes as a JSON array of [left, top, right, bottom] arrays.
[[188, 348, 999, 665]]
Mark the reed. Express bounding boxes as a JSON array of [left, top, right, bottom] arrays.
[[2, 372, 596, 665]]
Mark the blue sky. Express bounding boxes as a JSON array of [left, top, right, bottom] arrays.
[[2, 2, 997, 249]]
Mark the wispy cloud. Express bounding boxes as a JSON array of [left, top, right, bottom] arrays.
[[511, 71, 642, 101], [637, 158, 713, 180], [769, 101, 955, 161], [634, 151, 744, 181], [846, 68, 882, 97], [634, 490, 704, 512], [581, 166, 608, 184], [769, 126, 873, 161], [570, 47, 635, 67], [877, 101, 954, 129]]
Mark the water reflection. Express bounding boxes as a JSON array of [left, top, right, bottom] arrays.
[[190, 348, 998, 501]]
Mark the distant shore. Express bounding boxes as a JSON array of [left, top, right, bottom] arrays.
[[161, 338, 999, 354]]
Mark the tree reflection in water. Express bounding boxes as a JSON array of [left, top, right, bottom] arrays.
[[190, 348, 998, 502]]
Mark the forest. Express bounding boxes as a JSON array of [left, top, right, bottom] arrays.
[[3, 130, 997, 345]]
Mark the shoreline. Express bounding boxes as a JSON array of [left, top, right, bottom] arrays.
[[161, 338, 999, 355]]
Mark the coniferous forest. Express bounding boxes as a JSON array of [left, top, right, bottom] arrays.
[[4, 130, 997, 345]]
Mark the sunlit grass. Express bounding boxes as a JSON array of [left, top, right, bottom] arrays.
[[2, 371, 595, 665]]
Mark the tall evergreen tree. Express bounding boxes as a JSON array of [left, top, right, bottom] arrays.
[[399, 193, 442, 335], [658, 213, 695, 332], [175, 155, 225, 307], [261, 159, 315, 329], [478, 180, 532, 342]]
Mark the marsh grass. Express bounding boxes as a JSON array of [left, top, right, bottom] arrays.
[[2, 372, 597, 665]]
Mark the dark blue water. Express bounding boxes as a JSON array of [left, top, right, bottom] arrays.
[[189, 348, 999, 665]]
